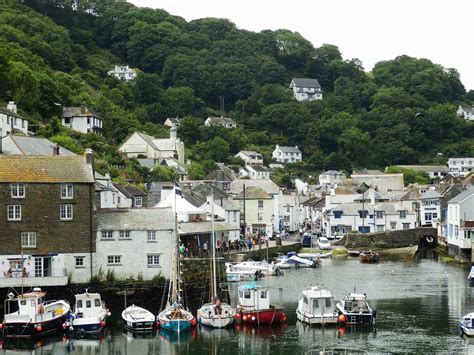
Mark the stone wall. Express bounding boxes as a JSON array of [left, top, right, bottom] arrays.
[[345, 227, 437, 249]]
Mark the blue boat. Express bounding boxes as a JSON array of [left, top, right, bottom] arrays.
[[157, 304, 194, 333], [68, 292, 110, 336], [335, 292, 376, 326]]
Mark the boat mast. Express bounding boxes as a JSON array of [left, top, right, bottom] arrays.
[[171, 183, 179, 305], [211, 188, 217, 300]]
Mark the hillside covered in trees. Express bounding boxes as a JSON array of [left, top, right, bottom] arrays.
[[1, 0, 473, 183]]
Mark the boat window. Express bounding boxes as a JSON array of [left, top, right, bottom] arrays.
[[20, 300, 26, 305], [94, 299, 101, 307], [260, 290, 267, 299], [86, 300, 91, 308], [239, 290, 243, 298], [77, 300, 83, 308], [313, 299, 319, 308], [325, 298, 332, 307], [244, 290, 251, 299], [303, 296, 308, 305]]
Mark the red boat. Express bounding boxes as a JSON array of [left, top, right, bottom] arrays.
[[236, 284, 286, 326]]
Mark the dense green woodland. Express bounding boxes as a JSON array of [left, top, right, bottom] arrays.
[[1, 0, 473, 184]]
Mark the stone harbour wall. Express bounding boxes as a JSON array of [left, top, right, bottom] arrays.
[[345, 227, 437, 249]]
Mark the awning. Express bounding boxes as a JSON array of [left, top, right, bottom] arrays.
[[178, 221, 240, 235]]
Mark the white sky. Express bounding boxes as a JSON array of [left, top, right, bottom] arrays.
[[130, 0, 473, 90]]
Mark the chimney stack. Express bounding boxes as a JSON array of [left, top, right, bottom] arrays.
[[53, 143, 60, 155], [7, 101, 17, 114], [81, 104, 86, 114], [170, 126, 177, 140], [85, 148, 94, 166]]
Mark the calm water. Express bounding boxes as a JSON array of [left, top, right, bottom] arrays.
[[2, 255, 474, 354]]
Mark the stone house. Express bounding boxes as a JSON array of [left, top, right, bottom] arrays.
[[0, 102, 29, 136], [0, 152, 95, 286], [204, 116, 237, 129], [289, 78, 323, 101], [62, 106, 103, 135], [272, 145, 302, 163]]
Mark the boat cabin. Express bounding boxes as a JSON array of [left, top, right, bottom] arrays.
[[5, 291, 46, 322], [238, 285, 282, 311], [300, 287, 334, 314], [343, 293, 370, 313], [74, 293, 103, 317]]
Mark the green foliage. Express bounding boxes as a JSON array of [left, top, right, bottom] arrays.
[[50, 134, 84, 155], [149, 165, 178, 182], [385, 166, 430, 186]]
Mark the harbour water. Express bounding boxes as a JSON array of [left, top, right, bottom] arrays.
[[2, 254, 474, 354]]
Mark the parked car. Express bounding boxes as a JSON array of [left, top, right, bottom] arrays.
[[318, 237, 331, 250], [301, 233, 313, 247]]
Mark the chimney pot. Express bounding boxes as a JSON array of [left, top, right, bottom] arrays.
[[7, 101, 17, 114], [85, 148, 94, 166], [53, 143, 60, 155]]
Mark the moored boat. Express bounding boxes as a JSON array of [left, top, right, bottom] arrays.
[[227, 260, 283, 276], [460, 312, 474, 336], [336, 292, 376, 326], [1, 288, 70, 338], [359, 251, 379, 263], [122, 305, 155, 332], [68, 291, 110, 336], [236, 284, 286, 326], [468, 266, 474, 287], [275, 255, 317, 269], [296, 286, 338, 325]]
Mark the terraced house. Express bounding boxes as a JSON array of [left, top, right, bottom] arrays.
[[0, 151, 95, 287]]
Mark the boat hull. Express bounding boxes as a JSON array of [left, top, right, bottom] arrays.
[[460, 323, 474, 336], [238, 309, 286, 326], [197, 304, 235, 328], [339, 312, 374, 326], [3, 314, 69, 338], [158, 318, 192, 333], [296, 309, 338, 325]]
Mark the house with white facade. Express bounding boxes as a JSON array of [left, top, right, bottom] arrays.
[[95, 208, 174, 280], [62, 106, 103, 134], [395, 165, 448, 180], [289, 78, 323, 101], [239, 165, 270, 180], [447, 158, 474, 177], [272, 145, 302, 163], [164, 117, 183, 127], [457, 105, 474, 121], [351, 170, 404, 194], [0, 102, 29, 136], [420, 189, 441, 227], [234, 186, 273, 237], [319, 170, 346, 185], [200, 196, 241, 240], [446, 186, 474, 261], [235, 150, 263, 165], [0, 135, 76, 156], [204, 116, 237, 129], [281, 193, 299, 233], [107, 65, 137, 82]]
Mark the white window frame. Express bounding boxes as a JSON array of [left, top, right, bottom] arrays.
[[134, 196, 143, 208], [107, 255, 121, 265], [402, 222, 410, 230], [8, 205, 21, 221], [119, 230, 131, 239], [11, 184, 25, 198], [101, 230, 114, 239], [75, 256, 85, 268], [147, 254, 161, 267], [258, 200, 264, 209], [399, 210, 407, 219], [60, 204, 73, 221], [21, 232, 36, 248], [147, 230, 157, 242], [61, 184, 74, 199]]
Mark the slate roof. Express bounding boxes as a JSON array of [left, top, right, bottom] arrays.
[[448, 186, 474, 204], [0, 107, 24, 119], [249, 165, 269, 173], [238, 151, 262, 159], [113, 184, 147, 197], [230, 179, 280, 195], [321, 170, 344, 176], [235, 186, 271, 199], [63, 106, 100, 118], [354, 189, 388, 202], [0, 155, 94, 183], [1, 135, 76, 156], [166, 117, 182, 124], [276, 146, 301, 154], [291, 78, 321, 88], [179, 221, 240, 234], [420, 189, 441, 199], [97, 208, 174, 230], [332, 202, 407, 215]]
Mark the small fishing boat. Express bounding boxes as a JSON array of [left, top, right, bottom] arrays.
[[226, 266, 263, 282], [347, 250, 361, 257], [336, 292, 376, 326], [1, 288, 70, 338], [275, 255, 317, 269], [228, 260, 283, 276], [236, 284, 286, 326], [68, 291, 110, 336], [359, 251, 379, 263], [298, 251, 332, 259], [122, 305, 155, 332], [460, 312, 474, 336], [296, 286, 338, 325]]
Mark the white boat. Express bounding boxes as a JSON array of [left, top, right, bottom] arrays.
[[156, 184, 196, 333], [1, 288, 70, 338], [460, 312, 474, 336], [468, 266, 474, 287], [226, 263, 264, 282], [228, 260, 283, 276], [298, 251, 332, 259], [296, 286, 338, 325], [336, 292, 376, 326], [275, 255, 316, 269], [69, 292, 110, 335], [197, 189, 235, 328], [122, 305, 155, 332]]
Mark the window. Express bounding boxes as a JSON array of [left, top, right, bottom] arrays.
[[134, 196, 143, 208], [402, 223, 410, 230], [399, 210, 407, 219], [432, 213, 438, 219], [75, 256, 85, 268], [147, 254, 160, 267], [244, 290, 251, 299], [425, 213, 432, 221], [21, 232, 36, 248], [101, 230, 113, 239], [64, 118, 70, 124], [258, 200, 264, 209], [119, 230, 131, 239], [257, 213, 263, 221], [455, 225, 459, 237], [107, 256, 121, 265], [87, 118, 90, 124], [358, 210, 368, 218], [61, 184, 74, 199], [8, 205, 21, 221], [147, 230, 156, 242], [325, 298, 332, 307], [11, 184, 25, 198], [86, 300, 91, 308], [77, 300, 83, 308], [334, 211, 343, 219], [94, 299, 100, 307], [60, 204, 73, 220], [222, 182, 230, 191], [376, 211, 384, 219], [260, 290, 267, 299], [390, 222, 397, 230], [376, 225, 385, 232]]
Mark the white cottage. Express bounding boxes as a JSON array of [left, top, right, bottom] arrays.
[[272, 145, 302, 163], [0, 102, 29, 136], [457, 105, 474, 121], [62, 106, 103, 134], [204, 116, 237, 129], [420, 189, 441, 227], [447, 158, 474, 177], [235, 150, 263, 165], [289, 78, 323, 101], [239, 165, 270, 180], [107, 65, 137, 82]]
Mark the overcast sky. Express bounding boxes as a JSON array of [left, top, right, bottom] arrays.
[[130, 0, 473, 90]]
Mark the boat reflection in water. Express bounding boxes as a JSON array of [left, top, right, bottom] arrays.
[[235, 322, 287, 339]]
